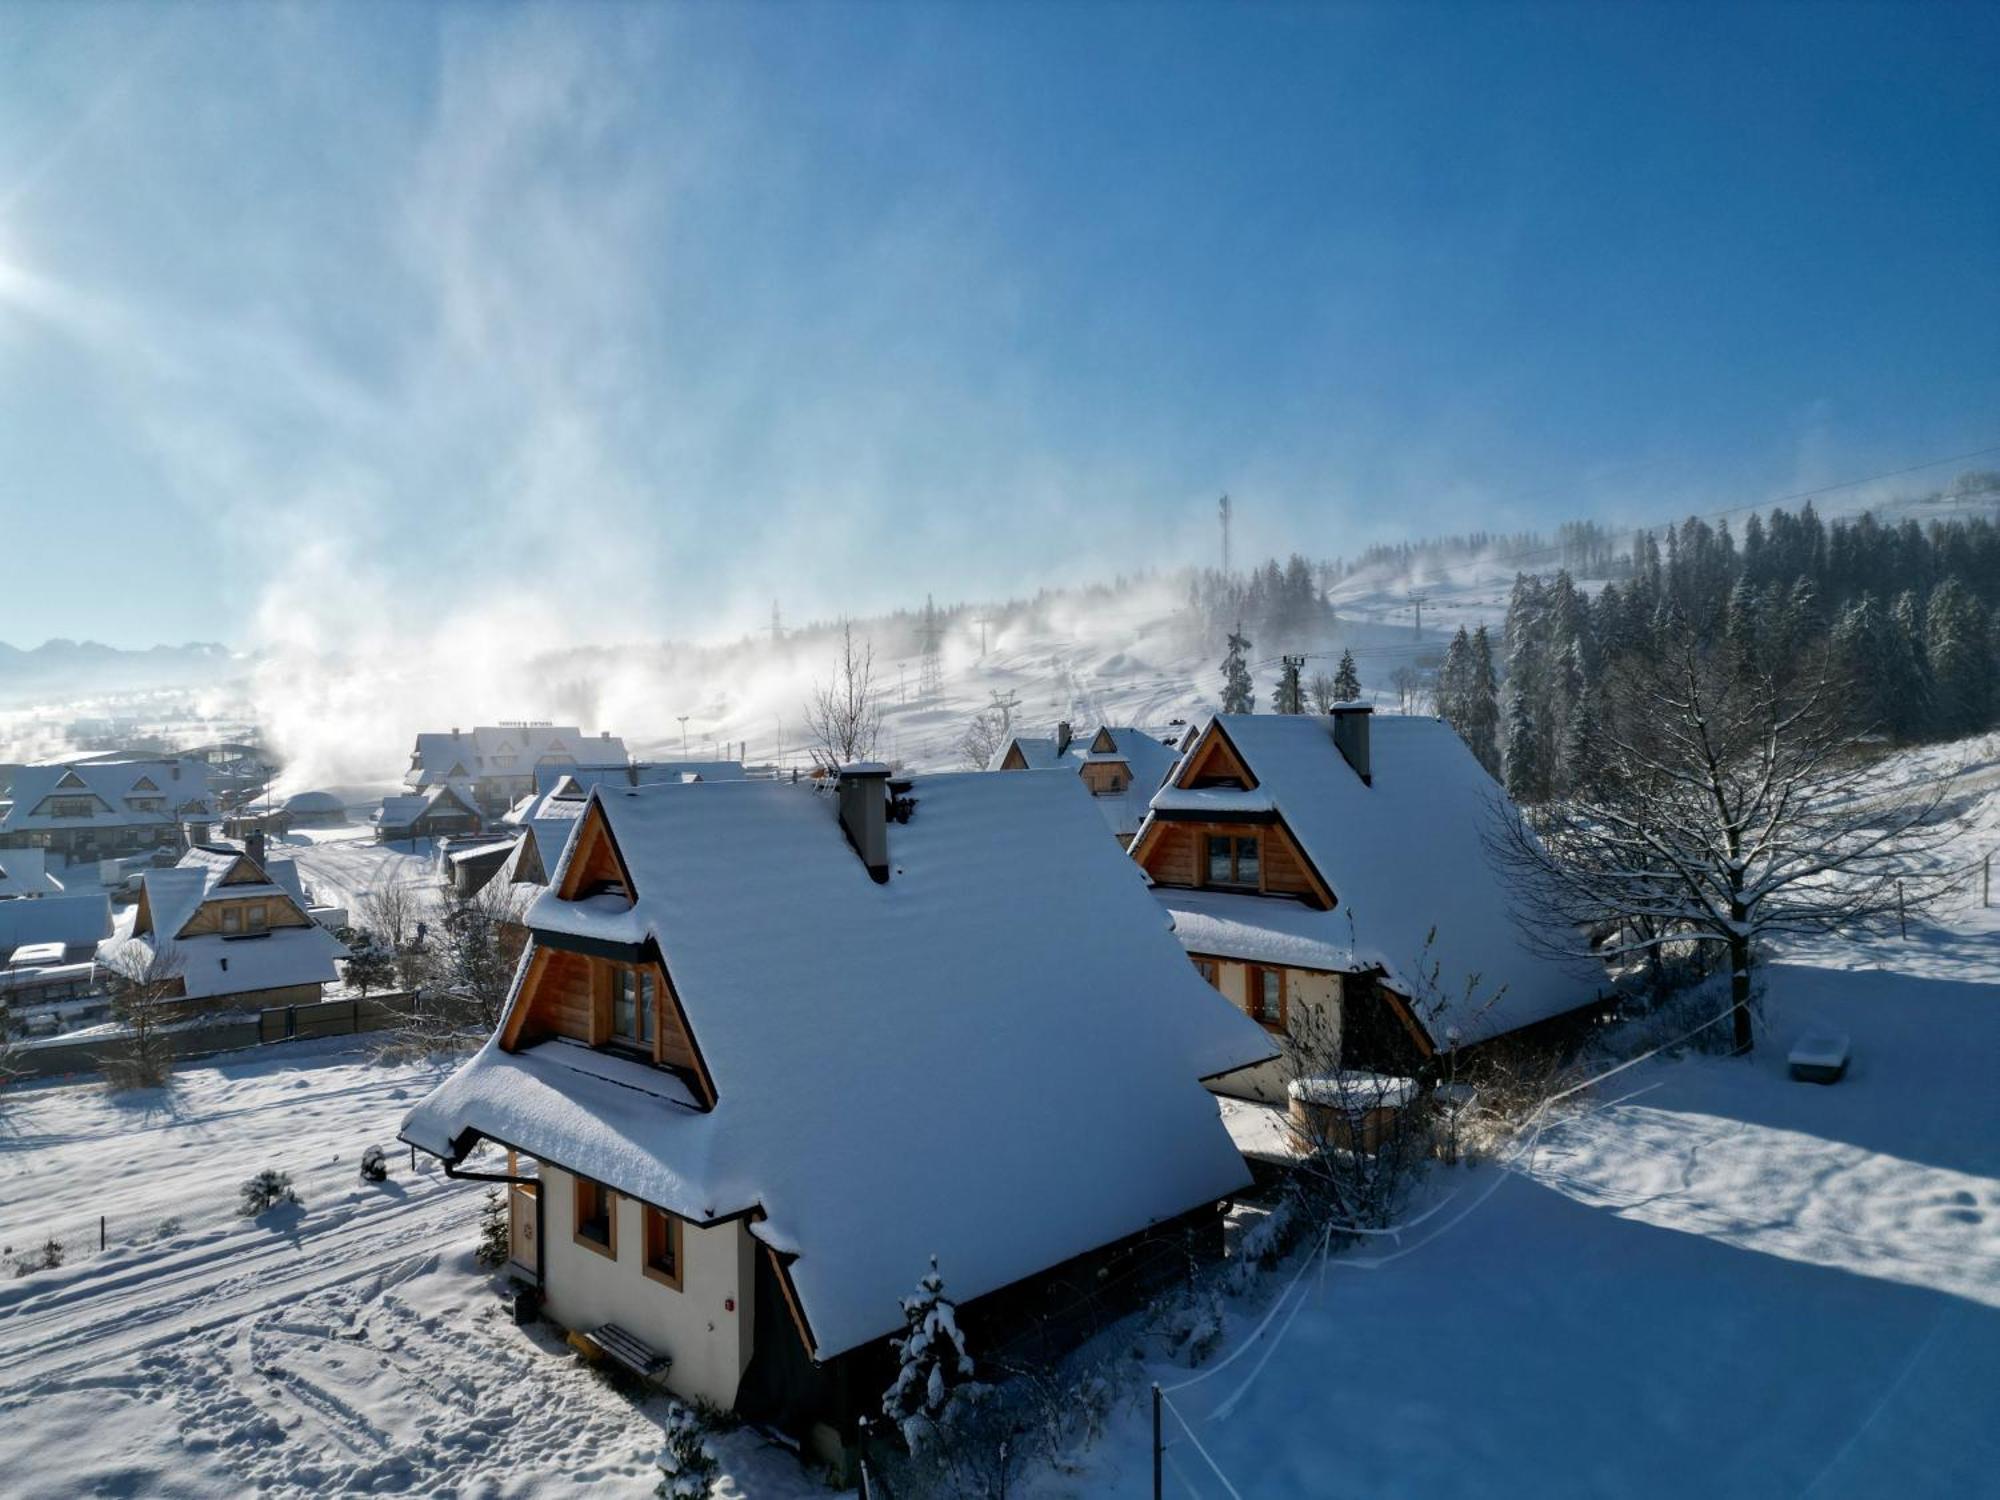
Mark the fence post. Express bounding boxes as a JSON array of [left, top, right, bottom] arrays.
[[1152, 1383, 1163, 1500], [100, 1215, 106, 1252], [1985, 852, 1991, 909]]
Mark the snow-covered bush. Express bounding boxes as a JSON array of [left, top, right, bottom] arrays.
[[238, 1168, 302, 1217], [359, 1145, 390, 1184], [653, 1402, 719, 1499], [474, 1187, 510, 1268], [882, 1256, 977, 1452], [11, 1236, 65, 1277], [1147, 1280, 1225, 1367]]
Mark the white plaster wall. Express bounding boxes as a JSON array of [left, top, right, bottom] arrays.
[[540, 1165, 756, 1410], [1205, 965, 1343, 1104]]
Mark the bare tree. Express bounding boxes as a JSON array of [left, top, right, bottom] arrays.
[[102, 943, 187, 1090], [389, 878, 526, 1055], [1308, 671, 1341, 713], [1494, 630, 1955, 1054], [958, 706, 1009, 770], [806, 620, 884, 766], [356, 883, 419, 956]]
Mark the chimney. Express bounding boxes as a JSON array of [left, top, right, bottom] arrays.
[[1055, 720, 1073, 757], [1331, 703, 1373, 785], [246, 829, 267, 868], [836, 763, 892, 883]]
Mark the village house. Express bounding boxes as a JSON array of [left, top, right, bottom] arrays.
[[405, 725, 631, 817], [0, 890, 113, 1022], [401, 766, 1272, 1459], [0, 759, 219, 865], [99, 842, 347, 1013], [989, 722, 1180, 846], [376, 784, 483, 844], [1130, 708, 1606, 1107]]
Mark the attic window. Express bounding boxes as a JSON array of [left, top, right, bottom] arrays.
[[1205, 834, 1261, 889], [612, 968, 657, 1051]]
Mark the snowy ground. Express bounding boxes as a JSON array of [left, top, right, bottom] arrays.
[[1050, 904, 2000, 1495], [271, 825, 443, 919], [0, 1040, 814, 1497]]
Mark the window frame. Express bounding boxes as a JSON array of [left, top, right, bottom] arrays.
[[642, 1205, 684, 1290], [572, 1175, 617, 1259], [1203, 832, 1263, 890], [1247, 964, 1287, 1032], [1192, 956, 1220, 989], [608, 965, 658, 1056]]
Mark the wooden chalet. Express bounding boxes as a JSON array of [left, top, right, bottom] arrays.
[[99, 844, 347, 1013], [1132, 708, 1606, 1104], [401, 766, 1272, 1464]]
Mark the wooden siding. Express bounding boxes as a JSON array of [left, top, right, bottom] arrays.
[[1181, 730, 1256, 789], [179, 897, 313, 937], [512, 946, 596, 1045], [1135, 819, 1328, 906]]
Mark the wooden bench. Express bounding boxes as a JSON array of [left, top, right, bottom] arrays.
[[575, 1323, 672, 1382]]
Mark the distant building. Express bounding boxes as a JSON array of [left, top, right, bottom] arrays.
[[100, 845, 346, 1013], [405, 726, 631, 817], [0, 892, 113, 1017], [989, 722, 1180, 846], [0, 759, 218, 864], [376, 784, 482, 843], [281, 790, 349, 827]]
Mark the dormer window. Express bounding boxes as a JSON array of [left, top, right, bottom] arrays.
[[1205, 834, 1260, 889], [612, 968, 656, 1050]]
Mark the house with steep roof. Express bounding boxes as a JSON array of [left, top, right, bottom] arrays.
[[405, 726, 631, 816], [99, 845, 347, 1012], [0, 759, 218, 864], [990, 722, 1180, 846], [494, 761, 750, 892], [401, 766, 1273, 1453], [1131, 708, 1606, 1104], [376, 784, 483, 844]]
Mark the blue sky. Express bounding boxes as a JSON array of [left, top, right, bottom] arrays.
[[1, 1, 1996, 648]]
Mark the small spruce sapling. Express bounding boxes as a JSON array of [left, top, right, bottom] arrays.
[[475, 1187, 510, 1268], [239, 1168, 302, 1217], [882, 1255, 976, 1452], [654, 1402, 720, 1499]]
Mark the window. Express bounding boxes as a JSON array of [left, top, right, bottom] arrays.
[[1248, 966, 1286, 1031], [643, 1206, 683, 1289], [221, 906, 240, 934], [221, 904, 267, 936], [611, 968, 657, 1051], [1204, 834, 1261, 888], [573, 1176, 616, 1256], [1193, 957, 1220, 989], [51, 798, 95, 818], [246, 904, 266, 933]]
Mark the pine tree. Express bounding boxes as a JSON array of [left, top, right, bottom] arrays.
[[1331, 648, 1361, 702], [1464, 626, 1502, 778], [1221, 626, 1255, 713], [1504, 692, 1546, 804], [1925, 576, 1993, 735], [475, 1187, 510, 1268], [882, 1256, 976, 1452]]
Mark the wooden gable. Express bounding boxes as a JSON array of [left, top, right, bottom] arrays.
[[1089, 726, 1119, 755], [53, 769, 89, 791], [1177, 723, 1257, 790], [132, 775, 160, 792], [555, 799, 636, 900], [1134, 816, 1332, 906], [999, 742, 1030, 771], [217, 856, 264, 886]]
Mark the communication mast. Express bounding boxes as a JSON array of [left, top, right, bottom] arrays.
[[1219, 493, 1233, 577]]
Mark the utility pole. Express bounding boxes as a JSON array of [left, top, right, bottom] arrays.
[[677, 716, 690, 756], [975, 615, 993, 658], [1218, 494, 1232, 578], [770, 600, 782, 645], [1278, 654, 1306, 713], [897, 663, 907, 705], [1409, 590, 1429, 640], [989, 688, 1021, 738]]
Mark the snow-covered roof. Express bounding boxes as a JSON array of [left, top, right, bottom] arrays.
[[378, 784, 479, 830], [407, 727, 630, 788], [0, 848, 63, 898], [281, 790, 346, 815], [0, 891, 111, 956], [404, 770, 1275, 1359], [530, 760, 746, 797], [990, 726, 1182, 838], [103, 846, 346, 999], [0, 759, 216, 833], [1137, 715, 1605, 1047]]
